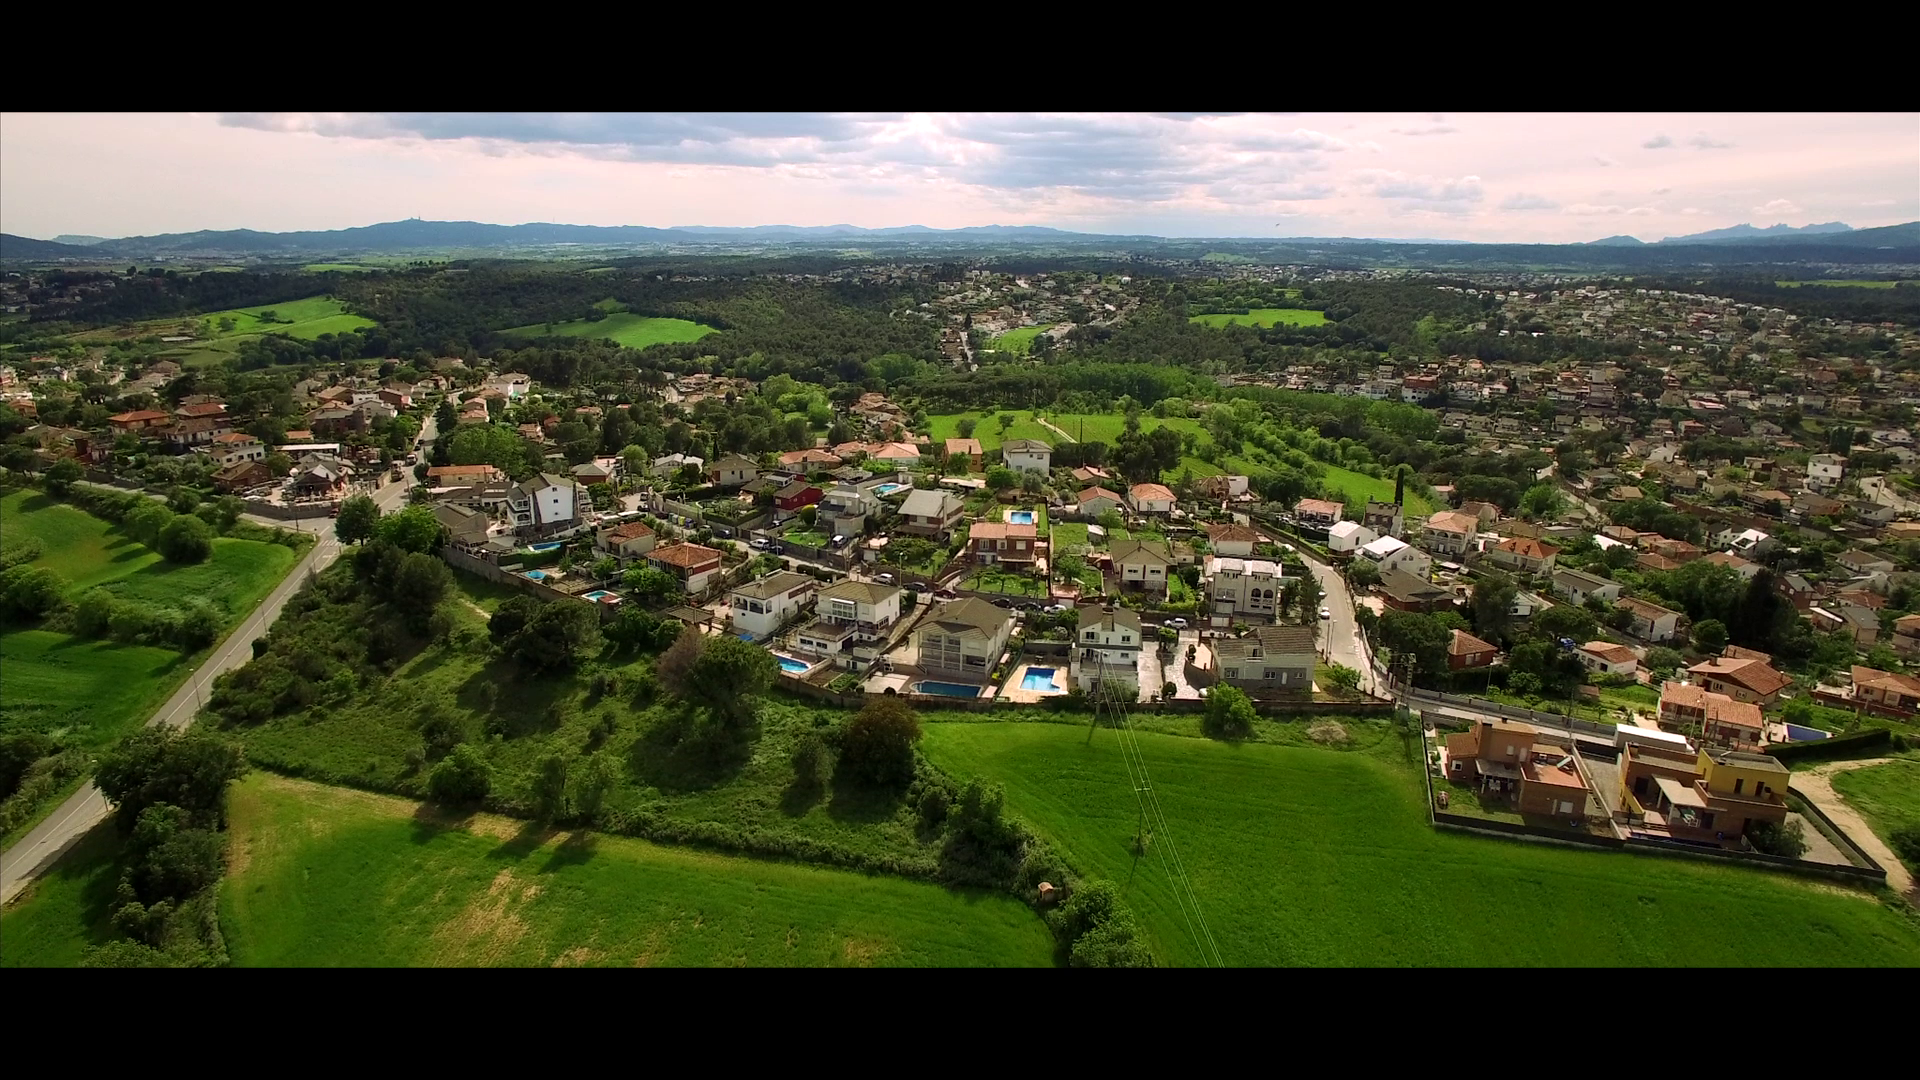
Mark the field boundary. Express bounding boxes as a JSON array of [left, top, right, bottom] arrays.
[[1785, 789, 1888, 874]]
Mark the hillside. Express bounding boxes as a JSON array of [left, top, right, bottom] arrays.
[[0, 233, 102, 259]]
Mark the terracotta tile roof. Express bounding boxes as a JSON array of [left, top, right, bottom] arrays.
[[1293, 498, 1343, 519], [603, 521, 654, 541], [1205, 523, 1261, 545], [1852, 665, 1920, 698], [1687, 656, 1791, 697], [648, 543, 723, 569], [1579, 641, 1637, 665], [1425, 511, 1480, 535], [1497, 536, 1560, 558], [1129, 483, 1176, 503], [1449, 628, 1499, 657], [1077, 486, 1123, 505], [970, 522, 1037, 541]]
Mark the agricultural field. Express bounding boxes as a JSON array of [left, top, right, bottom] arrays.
[[200, 296, 375, 341], [502, 301, 715, 350], [927, 412, 1059, 454], [0, 827, 124, 968], [919, 718, 1920, 966], [1774, 280, 1906, 288], [0, 630, 186, 751], [988, 326, 1052, 355], [1830, 757, 1920, 869], [209, 774, 1051, 967], [302, 263, 384, 273], [1189, 308, 1327, 328], [1317, 463, 1436, 517]]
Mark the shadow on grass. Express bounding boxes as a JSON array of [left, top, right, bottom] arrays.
[[779, 776, 827, 818], [628, 710, 754, 794], [490, 817, 550, 861], [454, 665, 576, 738], [542, 829, 597, 872], [410, 800, 475, 845], [824, 771, 907, 825]]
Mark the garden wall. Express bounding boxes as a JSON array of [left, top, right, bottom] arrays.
[[1785, 791, 1888, 873]]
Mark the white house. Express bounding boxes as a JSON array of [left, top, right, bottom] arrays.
[[818, 484, 883, 536], [1616, 596, 1684, 643], [709, 454, 760, 489], [729, 570, 817, 642], [1421, 510, 1480, 556], [1128, 483, 1177, 515], [1807, 453, 1845, 489], [652, 453, 704, 479], [508, 473, 579, 535], [1075, 486, 1125, 518], [488, 373, 533, 400], [1327, 520, 1377, 554], [915, 597, 1015, 680], [1359, 535, 1432, 578], [796, 580, 902, 670], [1204, 522, 1261, 557], [1206, 556, 1282, 625], [1552, 567, 1623, 606], [1071, 603, 1144, 698], [594, 520, 656, 561], [1111, 538, 1173, 593], [1576, 640, 1639, 676], [1001, 438, 1052, 475]]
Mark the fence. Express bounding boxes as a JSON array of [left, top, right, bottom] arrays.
[[1785, 790, 1889, 874]]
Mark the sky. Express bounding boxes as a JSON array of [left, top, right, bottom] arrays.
[[2, 112, 1915, 244]]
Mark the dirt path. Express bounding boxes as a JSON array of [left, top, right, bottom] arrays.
[[462, 600, 491, 621], [1035, 417, 1077, 444], [1791, 758, 1916, 902]]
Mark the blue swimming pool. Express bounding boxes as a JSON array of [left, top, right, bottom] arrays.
[[912, 681, 982, 698], [1007, 510, 1036, 525], [1019, 667, 1062, 693], [872, 483, 909, 496], [528, 541, 565, 552], [522, 570, 549, 581], [581, 590, 618, 602], [775, 654, 811, 674]]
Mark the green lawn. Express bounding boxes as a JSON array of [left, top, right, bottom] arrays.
[[1319, 464, 1436, 517], [964, 566, 1047, 597], [503, 311, 716, 350], [1, 490, 158, 590], [919, 719, 1920, 966], [988, 326, 1051, 355], [1830, 758, 1920, 871], [783, 529, 828, 549], [0, 630, 187, 750], [1189, 308, 1328, 328], [201, 296, 374, 341], [0, 827, 125, 968], [211, 773, 1050, 968], [928, 413, 1059, 454], [1051, 523, 1091, 552]]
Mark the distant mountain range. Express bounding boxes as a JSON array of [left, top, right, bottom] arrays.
[[2, 217, 1916, 263]]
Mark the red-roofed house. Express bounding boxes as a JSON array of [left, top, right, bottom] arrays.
[[1686, 655, 1791, 706], [1128, 483, 1176, 515], [1488, 536, 1560, 575], [1448, 629, 1500, 670], [646, 543, 725, 596], [969, 521, 1039, 566], [594, 520, 656, 561], [1293, 498, 1343, 527]]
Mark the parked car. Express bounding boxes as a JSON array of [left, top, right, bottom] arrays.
[[1319, 607, 1331, 620], [1165, 617, 1189, 630], [1042, 603, 1067, 614], [831, 534, 847, 548], [750, 538, 771, 550], [875, 573, 896, 585]]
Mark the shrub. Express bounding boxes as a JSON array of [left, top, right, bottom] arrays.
[[837, 697, 921, 789], [1202, 683, 1256, 740], [1889, 824, 1920, 871], [1746, 819, 1808, 859], [1046, 879, 1153, 968], [790, 732, 828, 789], [0, 732, 57, 799], [156, 515, 214, 564], [0, 564, 68, 622], [427, 744, 491, 804]]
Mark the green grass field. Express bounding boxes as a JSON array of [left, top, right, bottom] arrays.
[[0, 827, 124, 968], [1830, 758, 1920, 871], [1189, 308, 1327, 328], [1774, 280, 1906, 288], [928, 412, 1059, 454], [213, 773, 1051, 967], [1318, 464, 1436, 517], [201, 296, 374, 341], [502, 311, 715, 350], [988, 326, 1051, 355], [0, 630, 187, 750], [302, 264, 384, 273], [919, 719, 1920, 966], [1, 490, 159, 590]]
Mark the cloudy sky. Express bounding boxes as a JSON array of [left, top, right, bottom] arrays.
[[2, 112, 1914, 243]]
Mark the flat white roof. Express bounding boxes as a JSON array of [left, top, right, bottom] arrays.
[[1615, 724, 1691, 749]]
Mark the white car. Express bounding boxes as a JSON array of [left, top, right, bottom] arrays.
[[1319, 607, 1332, 620], [875, 572, 896, 585], [750, 538, 771, 550], [1165, 617, 1189, 630]]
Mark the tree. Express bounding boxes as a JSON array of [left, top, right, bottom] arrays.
[[124, 502, 175, 548], [955, 417, 977, 439], [1345, 559, 1380, 589], [531, 752, 569, 822], [623, 566, 682, 602], [155, 516, 213, 564], [1046, 878, 1153, 967], [668, 633, 777, 730], [391, 552, 451, 632], [1532, 603, 1598, 646], [372, 504, 447, 554], [94, 728, 246, 833], [45, 457, 83, 495], [502, 599, 600, 673], [1643, 646, 1684, 679], [427, 743, 492, 804], [333, 494, 379, 545], [571, 751, 616, 822], [1519, 483, 1566, 521], [838, 697, 922, 789], [1203, 683, 1257, 740], [996, 413, 1015, 435], [1746, 818, 1808, 858], [1324, 664, 1361, 692], [1469, 572, 1518, 645], [1691, 619, 1729, 654], [985, 466, 1017, 493], [0, 565, 68, 622]]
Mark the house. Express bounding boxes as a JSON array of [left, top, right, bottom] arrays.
[[1376, 567, 1454, 612], [1075, 486, 1125, 518], [108, 409, 171, 433], [1457, 500, 1502, 527], [1111, 538, 1174, 594], [1624, 744, 1788, 845], [213, 460, 273, 493], [508, 473, 579, 535], [1509, 590, 1548, 620], [487, 373, 532, 400], [1215, 625, 1316, 693], [1195, 475, 1250, 501], [1660, 682, 1765, 750], [646, 542, 726, 597], [914, 597, 1014, 679], [796, 580, 903, 671], [1203, 522, 1261, 558], [778, 448, 844, 470], [1327, 520, 1377, 555], [1205, 556, 1282, 625], [205, 432, 266, 468], [651, 453, 704, 479], [1552, 568, 1623, 606], [1576, 641, 1639, 676], [1359, 535, 1432, 578], [432, 502, 494, 550], [943, 438, 983, 469], [817, 484, 883, 536], [594, 520, 657, 561], [896, 488, 965, 539], [709, 454, 760, 489], [1810, 603, 1881, 645], [307, 408, 366, 437], [1443, 720, 1592, 821], [1847, 665, 1920, 717], [1293, 498, 1343, 527], [773, 480, 824, 517], [1616, 596, 1685, 643], [174, 401, 230, 422], [1421, 510, 1480, 556], [1807, 452, 1846, 488], [1071, 604, 1144, 697], [1608, 485, 1644, 503], [969, 522, 1039, 566], [1645, 537, 1703, 563], [1687, 655, 1791, 706], [1487, 536, 1560, 575], [163, 415, 234, 449], [1128, 483, 1177, 516], [1636, 552, 1684, 573], [1362, 499, 1404, 539], [572, 461, 612, 486], [378, 386, 413, 410], [1448, 629, 1500, 670], [1000, 438, 1052, 474], [1835, 549, 1896, 576], [1701, 552, 1760, 581], [729, 571, 817, 642], [1892, 613, 1920, 657], [1721, 528, 1776, 556]]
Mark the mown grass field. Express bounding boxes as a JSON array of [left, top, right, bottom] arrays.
[[302, 263, 384, 273], [212, 773, 1051, 968], [201, 296, 374, 341], [1189, 308, 1327, 328], [1, 490, 158, 590], [1830, 758, 1920, 869], [919, 718, 1920, 966], [502, 308, 715, 350], [988, 326, 1051, 354], [928, 412, 1058, 453], [0, 630, 186, 749], [0, 827, 124, 968], [1317, 463, 1435, 517]]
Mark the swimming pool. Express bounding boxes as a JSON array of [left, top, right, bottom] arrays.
[[528, 541, 565, 552], [911, 681, 982, 698], [872, 483, 909, 496], [581, 590, 618, 603], [522, 570, 550, 581], [1007, 510, 1036, 525], [1019, 667, 1062, 693], [774, 654, 811, 674]]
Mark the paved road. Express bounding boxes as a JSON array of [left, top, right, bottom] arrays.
[[1862, 475, 1920, 515], [0, 478, 412, 904], [1303, 553, 1380, 696]]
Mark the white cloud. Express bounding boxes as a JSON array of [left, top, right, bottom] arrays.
[[1642, 134, 1673, 149], [1391, 125, 1457, 137], [1355, 170, 1484, 203], [1753, 198, 1803, 216], [1564, 203, 1627, 215], [1626, 206, 1658, 216], [1593, 155, 1616, 167], [1500, 193, 1560, 211], [1688, 132, 1733, 150], [1652, 187, 1672, 195], [1861, 198, 1897, 207]]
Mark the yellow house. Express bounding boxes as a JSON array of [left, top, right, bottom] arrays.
[[1696, 747, 1789, 806]]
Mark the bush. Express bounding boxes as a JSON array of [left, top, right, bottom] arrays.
[[1046, 879, 1153, 968], [790, 731, 828, 789], [1891, 824, 1920, 870], [427, 743, 492, 804], [1746, 818, 1808, 859], [0, 732, 58, 799], [837, 697, 921, 789], [156, 515, 214, 564], [0, 564, 68, 622], [1202, 683, 1256, 740]]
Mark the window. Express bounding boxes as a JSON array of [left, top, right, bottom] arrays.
[[1120, 634, 1131, 644], [1733, 778, 1744, 795], [1225, 668, 1239, 679], [1506, 746, 1517, 757], [1085, 630, 1098, 641], [1701, 813, 1715, 830], [1264, 670, 1276, 681]]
